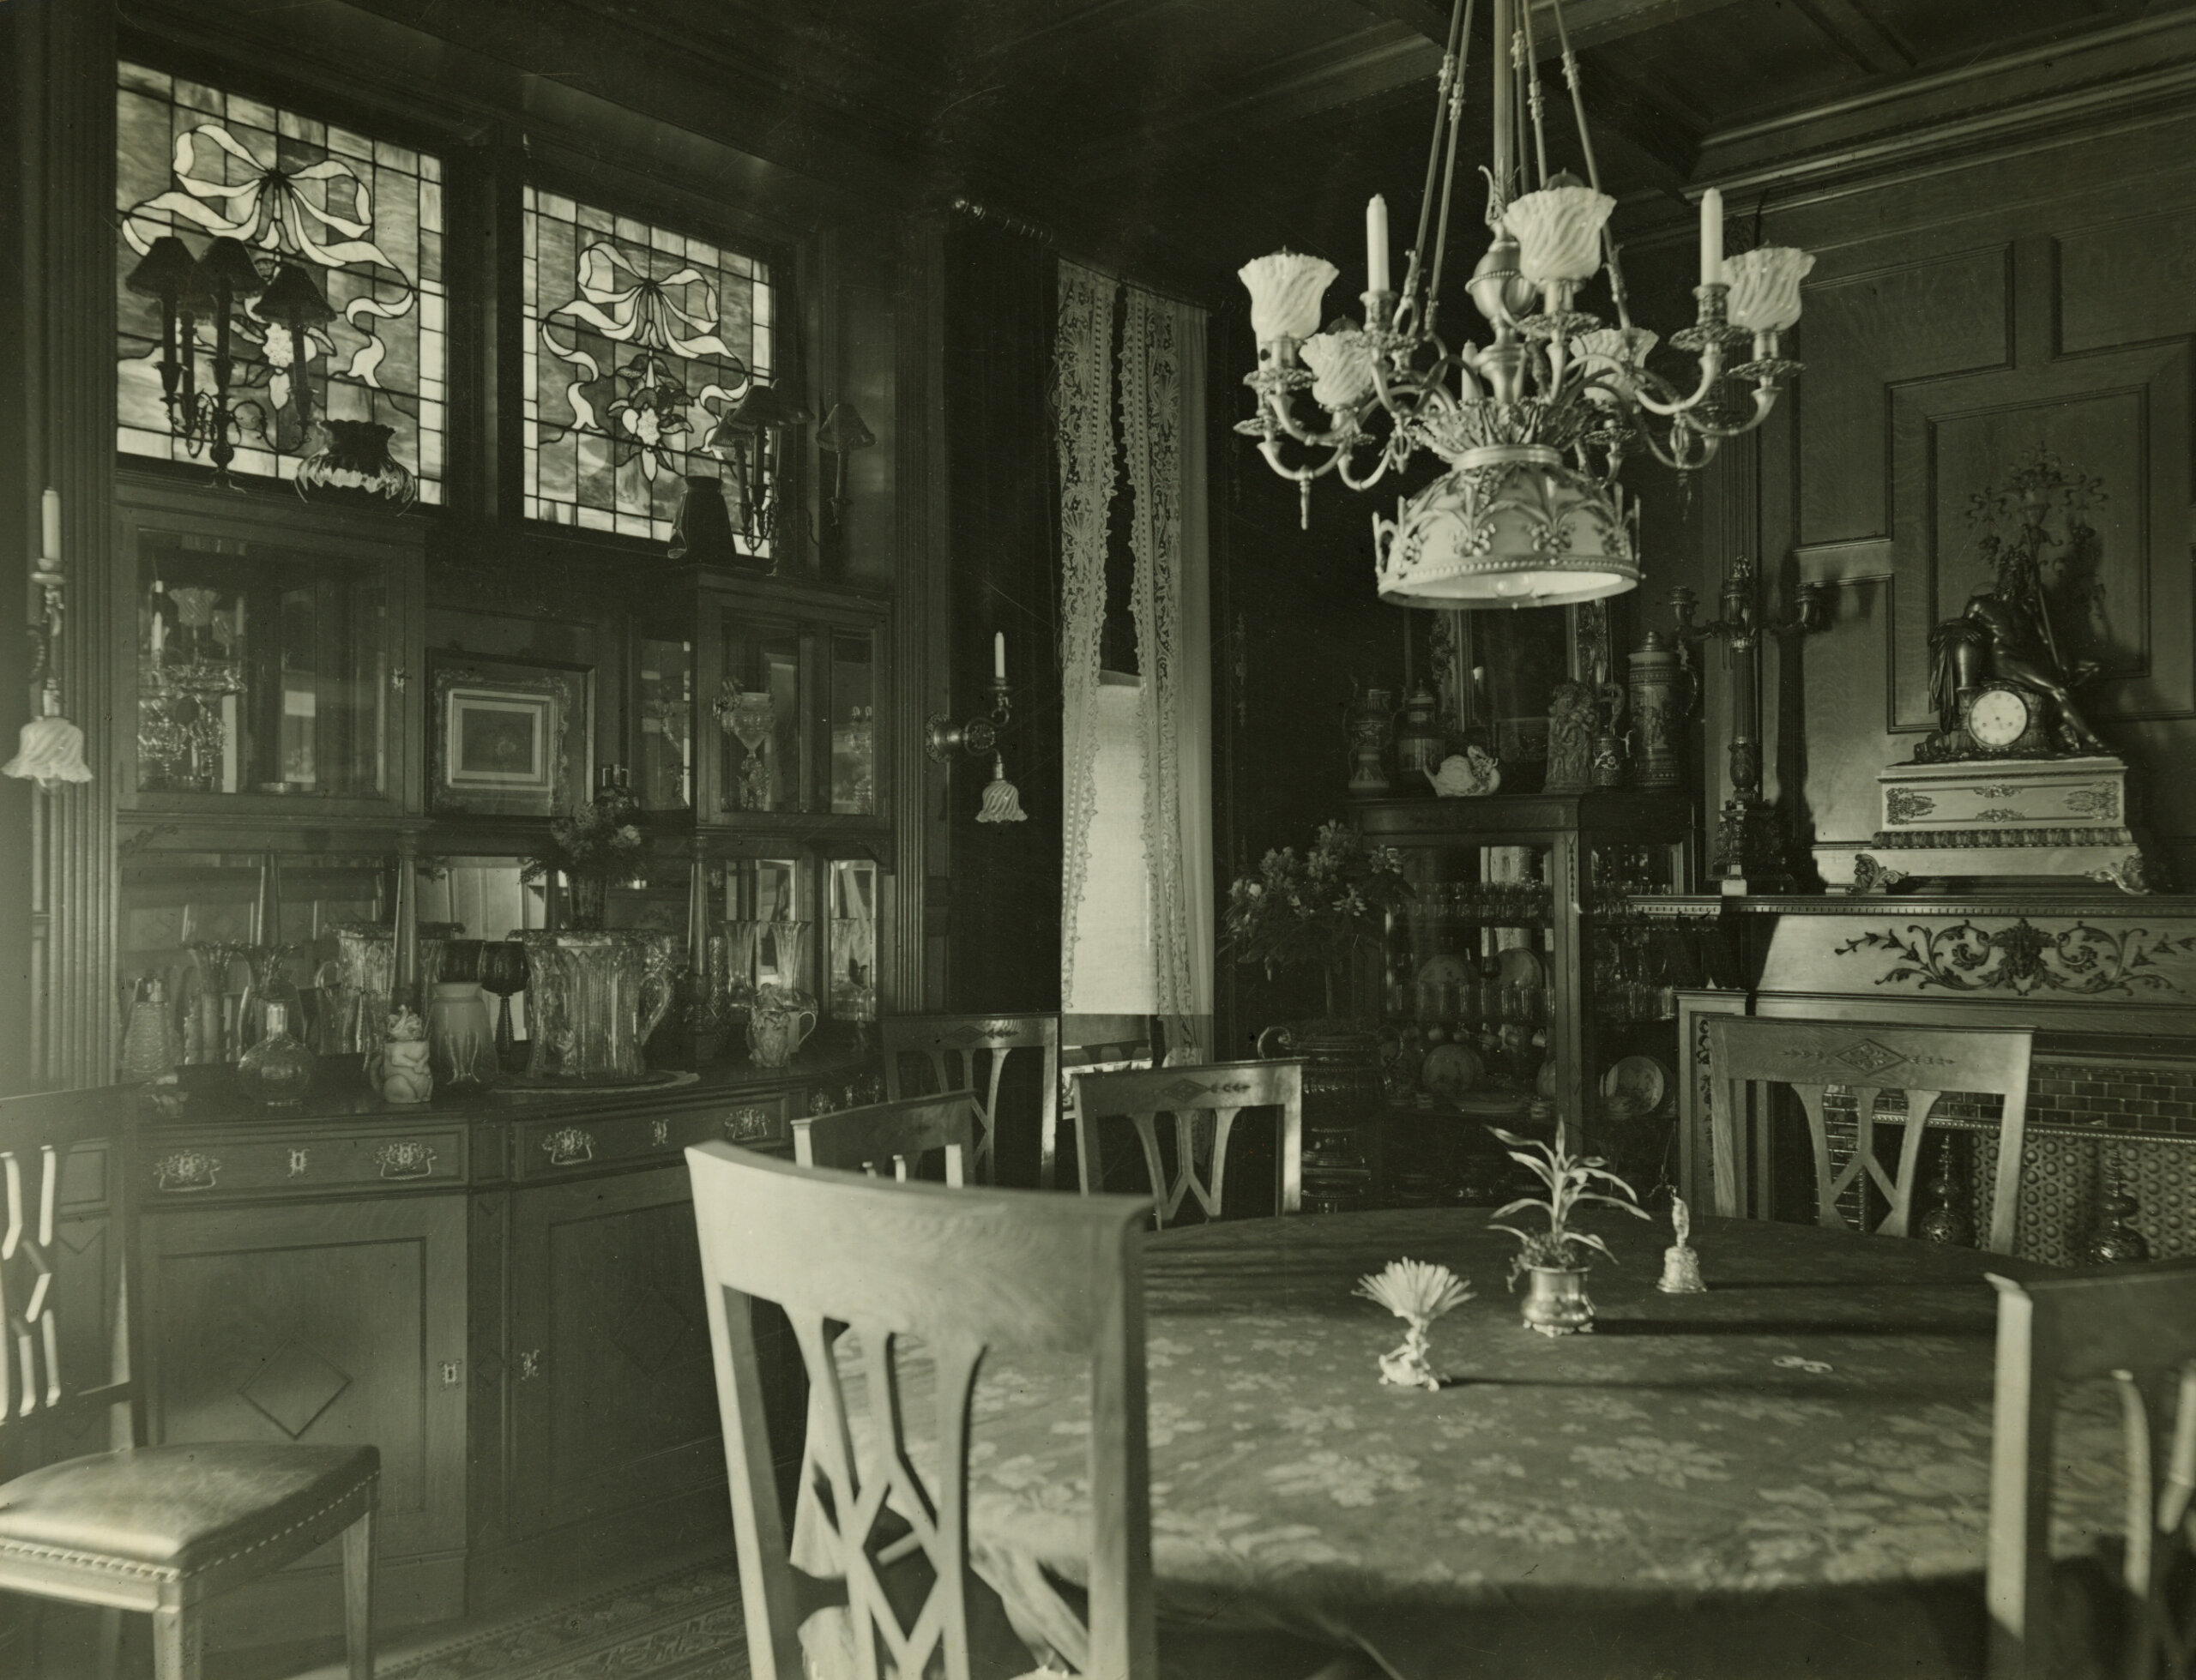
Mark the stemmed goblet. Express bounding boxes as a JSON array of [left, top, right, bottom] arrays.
[[480, 939, 529, 1073]]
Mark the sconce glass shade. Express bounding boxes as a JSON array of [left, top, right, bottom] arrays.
[[257, 262, 336, 332], [1724, 247, 1815, 334], [669, 474, 743, 565], [196, 235, 266, 299], [296, 420, 418, 509], [1301, 328, 1378, 411], [975, 756, 1029, 823], [817, 402, 876, 455], [1504, 186, 1615, 286], [125, 235, 201, 304], [1238, 251, 1337, 345], [710, 380, 812, 440], [3, 711, 94, 791], [1372, 444, 1638, 609]]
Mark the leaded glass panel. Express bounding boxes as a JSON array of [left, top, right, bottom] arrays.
[[115, 62, 445, 502], [522, 186, 774, 547]]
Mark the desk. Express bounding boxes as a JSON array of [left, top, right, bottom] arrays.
[[826, 1210, 2128, 1680]]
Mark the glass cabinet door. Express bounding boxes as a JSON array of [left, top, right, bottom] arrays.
[[825, 858, 878, 1023], [715, 621, 803, 814], [828, 631, 877, 816], [133, 534, 402, 803], [636, 629, 695, 812]]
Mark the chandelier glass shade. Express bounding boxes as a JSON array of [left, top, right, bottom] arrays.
[[1237, 0, 1812, 608]]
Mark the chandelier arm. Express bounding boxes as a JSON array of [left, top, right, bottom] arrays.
[[1628, 352, 1728, 418], [1424, 0, 1478, 334], [1673, 386, 1783, 443], [1405, 0, 1473, 319], [1263, 390, 1372, 454], [1256, 436, 1351, 486], [1336, 449, 1395, 493], [1634, 417, 1719, 473]]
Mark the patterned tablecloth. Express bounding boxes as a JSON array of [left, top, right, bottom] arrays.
[[814, 1210, 2128, 1680]]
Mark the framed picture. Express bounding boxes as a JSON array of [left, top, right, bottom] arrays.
[[430, 653, 593, 816]]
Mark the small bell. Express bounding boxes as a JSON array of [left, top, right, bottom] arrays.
[[1656, 1194, 1708, 1294]]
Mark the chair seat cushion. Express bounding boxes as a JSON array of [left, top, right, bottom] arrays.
[[0, 1442, 377, 1580]]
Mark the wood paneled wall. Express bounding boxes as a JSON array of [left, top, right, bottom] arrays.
[[1747, 103, 2196, 885]]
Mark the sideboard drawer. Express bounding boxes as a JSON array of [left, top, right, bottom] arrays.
[[144, 1127, 468, 1199], [511, 1093, 792, 1177]]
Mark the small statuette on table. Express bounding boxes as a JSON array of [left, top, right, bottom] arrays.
[[1656, 1195, 1708, 1295], [1354, 1257, 1474, 1392], [367, 1005, 435, 1105]]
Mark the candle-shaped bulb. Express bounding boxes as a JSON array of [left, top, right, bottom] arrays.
[[40, 489, 60, 564], [1698, 188, 1724, 288], [1366, 195, 1391, 295], [993, 631, 1007, 682]]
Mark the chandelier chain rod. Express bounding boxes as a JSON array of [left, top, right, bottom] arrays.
[[1518, 0, 1551, 190], [1545, 0, 1634, 332], [1424, 0, 1477, 334], [1404, 0, 1472, 323]]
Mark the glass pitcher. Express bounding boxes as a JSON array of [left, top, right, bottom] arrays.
[[537, 932, 675, 1081]]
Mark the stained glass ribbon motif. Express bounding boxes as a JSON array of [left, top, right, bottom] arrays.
[[123, 122, 418, 388], [540, 240, 748, 479]]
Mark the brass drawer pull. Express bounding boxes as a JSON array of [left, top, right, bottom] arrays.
[[376, 1141, 438, 1180], [542, 1126, 594, 1166], [651, 1118, 670, 1147], [518, 1348, 544, 1382], [153, 1151, 220, 1193], [721, 1106, 775, 1144]]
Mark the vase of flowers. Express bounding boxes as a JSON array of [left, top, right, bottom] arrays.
[[522, 795, 649, 933], [1227, 822, 1413, 1208], [1487, 1122, 1651, 1336]]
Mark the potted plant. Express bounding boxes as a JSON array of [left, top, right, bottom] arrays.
[[1487, 1122, 1651, 1336]]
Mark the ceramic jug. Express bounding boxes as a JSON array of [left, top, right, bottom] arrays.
[[1345, 685, 1395, 798], [1391, 683, 1447, 787], [746, 985, 818, 1069]]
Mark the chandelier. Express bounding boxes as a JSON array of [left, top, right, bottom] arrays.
[[1236, 0, 1813, 608]]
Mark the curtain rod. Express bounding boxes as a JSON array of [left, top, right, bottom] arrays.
[[946, 196, 1219, 316]]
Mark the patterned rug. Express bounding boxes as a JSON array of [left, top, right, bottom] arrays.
[[378, 1556, 748, 1680]]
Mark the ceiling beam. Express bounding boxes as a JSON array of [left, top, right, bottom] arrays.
[[1789, 0, 1917, 74]]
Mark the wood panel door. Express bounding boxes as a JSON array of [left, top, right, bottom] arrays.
[[506, 1165, 727, 1536], [139, 1193, 469, 1561]]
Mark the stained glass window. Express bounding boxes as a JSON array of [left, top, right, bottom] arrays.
[[522, 186, 775, 547], [115, 62, 445, 502]]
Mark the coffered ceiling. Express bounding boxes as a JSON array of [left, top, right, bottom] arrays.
[[342, 0, 2196, 298]]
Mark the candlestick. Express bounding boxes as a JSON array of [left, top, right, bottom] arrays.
[[1698, 188, 1723, 288], [993, 631, 1006, 681], [40, 488, 59, 563], [1366, 195, 1391, 296]]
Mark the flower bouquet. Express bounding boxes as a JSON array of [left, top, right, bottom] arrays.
[[1223, 820, 1412, 1022], [522, 798, 649, 931]]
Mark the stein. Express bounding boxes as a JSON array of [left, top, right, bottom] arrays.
[[746, 985, 818, 1069], [1626, 631, 1692, 791], [1344, 685, 1395, 798], [1391, 683, 1447, 789]]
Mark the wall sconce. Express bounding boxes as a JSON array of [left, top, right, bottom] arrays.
[[124, 233, 266, 484], [1670, 557, 1831, 888], [4, 489, 93, 791], [926, 635, 1026, 822], [704, 381, 811, 548], [817, 402, 876, 521]]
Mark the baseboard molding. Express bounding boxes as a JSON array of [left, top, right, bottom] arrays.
[[466, 1485, 736, 1618]]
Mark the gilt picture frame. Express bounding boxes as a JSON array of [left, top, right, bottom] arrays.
[[430, 653, 593, 816]]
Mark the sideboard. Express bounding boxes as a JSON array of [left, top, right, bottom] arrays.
[[124, 1055, 867, 1649]]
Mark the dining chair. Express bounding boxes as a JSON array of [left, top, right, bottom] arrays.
[[685, 1140, 1158, 1680], [880, 1013, 1061, 1189], [0, 1087, 378, 1680], [1073, 1059, 1305, 1226], [1985, 1261, 2196, 1680], [1704, 1015, 2035, 1253], [793, 1093, 977, 1185]]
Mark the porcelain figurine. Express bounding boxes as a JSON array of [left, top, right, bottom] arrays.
[[1427, 745, 1500, 798], [1656, 1195, 1708, 1294], [369, 1005, 434, 1105]]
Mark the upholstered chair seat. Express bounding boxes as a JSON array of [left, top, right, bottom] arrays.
[[0, 1442, 377, 1586]]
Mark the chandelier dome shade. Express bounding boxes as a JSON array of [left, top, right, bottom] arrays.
[[1373, 445, 1638, 610]]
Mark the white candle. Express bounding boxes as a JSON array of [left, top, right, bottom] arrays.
[[993, 631, 1006, 682], [1699, 188, 1724, 288], [40, 488, 59, 563], [1366, 195, 1391, 294]]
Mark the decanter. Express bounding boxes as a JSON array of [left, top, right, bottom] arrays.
[[237, 1003, 317, 1108]]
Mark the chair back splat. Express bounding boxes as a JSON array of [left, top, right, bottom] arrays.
[[1073, 1059, 1305, 1224], [1985, 1262, 2196, 1680], [793, 1093, 978, 1185], [881, 1014, 1061, 1188], [687, 1142, 1157, 1680], [1704, 1016, 2035, 1253]]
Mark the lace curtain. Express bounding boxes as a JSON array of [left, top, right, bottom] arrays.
[[1057, 264, 1212, 1058], [1054, 261, 1119, 1009]]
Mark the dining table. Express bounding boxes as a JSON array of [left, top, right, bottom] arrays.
[[802, 1207, 2133, 1680]]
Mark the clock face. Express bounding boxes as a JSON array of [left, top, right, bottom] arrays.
[[1969, 686, 2032, 749]]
